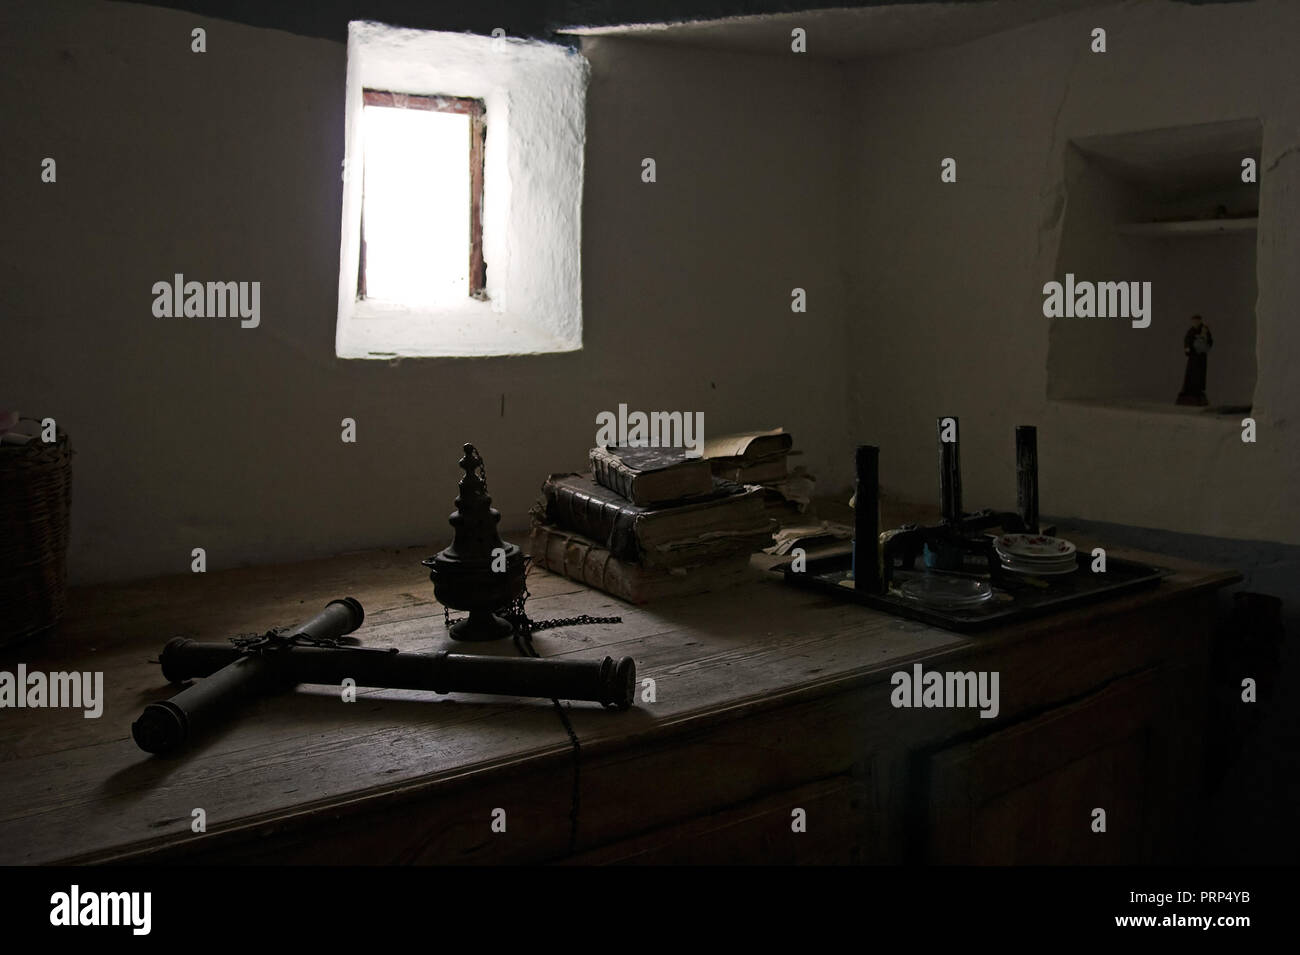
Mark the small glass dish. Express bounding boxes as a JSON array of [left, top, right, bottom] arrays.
[[898, 574, 994, 609]]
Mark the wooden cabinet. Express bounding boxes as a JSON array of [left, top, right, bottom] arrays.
[[924, 667, 1178, 864], [0, 543, 1233, 865], [568, 776, 869, 865]]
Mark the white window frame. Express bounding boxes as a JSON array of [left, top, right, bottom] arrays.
[[338, 22, 588, 358]]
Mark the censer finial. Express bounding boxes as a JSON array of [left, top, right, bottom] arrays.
[[423, 444, 527, 641]]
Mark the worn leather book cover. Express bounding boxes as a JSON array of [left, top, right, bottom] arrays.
[[589, 446, 714, 506], [536, 472, 773, 568], [528, 521, 754, 604]]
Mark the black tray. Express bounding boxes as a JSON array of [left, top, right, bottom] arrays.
[[781, 552, 1167, 633]]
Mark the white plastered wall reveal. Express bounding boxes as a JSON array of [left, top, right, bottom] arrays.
[[338, 22, 588, 358]]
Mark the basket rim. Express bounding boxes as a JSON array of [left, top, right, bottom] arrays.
[[1, 416, 70, 458]]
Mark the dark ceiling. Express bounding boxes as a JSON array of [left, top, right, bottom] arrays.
[[105, 0, 1251, 45], [104, 0, 911, 43]]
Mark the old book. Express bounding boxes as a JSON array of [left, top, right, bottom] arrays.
[[701, 428, 794, 483], [589, 445, 714, 506], [761, 466, 817, 517], [710, 458, 789, 484], [528, 522, 754, 604], [765, 520, 854, 556], [700, 428, 794, 462], [536, 472, 774, 569]]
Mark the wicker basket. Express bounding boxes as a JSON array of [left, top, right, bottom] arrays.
[[0, 420, 72, 647]]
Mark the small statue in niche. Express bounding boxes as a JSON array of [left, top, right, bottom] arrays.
[[1177, 314, 1214, 406]]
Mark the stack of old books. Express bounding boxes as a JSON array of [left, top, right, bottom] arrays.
[[529, 446, 774, 604], [700, 428, 815, 523]]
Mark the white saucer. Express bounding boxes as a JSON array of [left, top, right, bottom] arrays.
[[1000, 559, 1077, 576], [995, 550, 1076, 568], [994, 534, 1076, 560]]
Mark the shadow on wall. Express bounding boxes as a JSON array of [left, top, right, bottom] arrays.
[[1048, 514, 1299, 864]]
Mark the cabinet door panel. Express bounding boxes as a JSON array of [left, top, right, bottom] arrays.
[[926, 667, 1174, 864], [565, 775, 871, 865]]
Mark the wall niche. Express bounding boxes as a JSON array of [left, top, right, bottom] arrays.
[[1046, 119, 1260, 413]]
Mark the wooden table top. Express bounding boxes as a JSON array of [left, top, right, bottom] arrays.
[[0, 526, 1238, 865]]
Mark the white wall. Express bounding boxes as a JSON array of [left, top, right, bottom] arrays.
[[1046, 150, 1154, 402], [1046, 147, 1258, 406], [2, 0, 851, 583], [845, 0, 1300, 543], [11, 0, 1296, 586]]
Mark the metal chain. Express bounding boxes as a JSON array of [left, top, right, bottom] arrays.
[[503, 589, 623, 635], [438, 563, 621, 856], [442, 603, 621, 635], [442, 561, 622, 636], [230, 626, 347, 652]]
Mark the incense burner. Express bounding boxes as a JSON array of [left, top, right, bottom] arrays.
[[423, 444, 527, 641]]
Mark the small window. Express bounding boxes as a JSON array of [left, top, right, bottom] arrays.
[[358, 91, 486, 304], [338, 24, 586, 359]]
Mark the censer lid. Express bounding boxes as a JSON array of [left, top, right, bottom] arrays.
[[423, 444, 526, 641], [440, 443, 511, 562]]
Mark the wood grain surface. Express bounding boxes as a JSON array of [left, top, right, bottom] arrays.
[[0, 521, 1238, 865]]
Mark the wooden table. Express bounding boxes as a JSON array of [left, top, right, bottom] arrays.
[[0, 530, 1238, 865]]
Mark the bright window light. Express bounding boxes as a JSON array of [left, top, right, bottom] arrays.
[[338, 25, 587, 358], [361, 104, 470, 305]]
